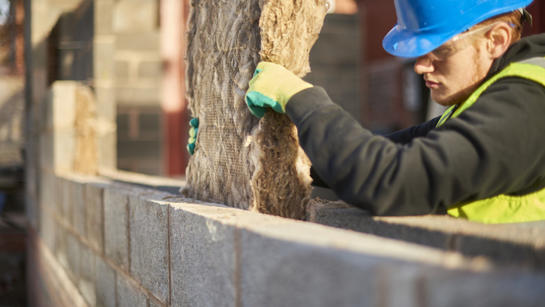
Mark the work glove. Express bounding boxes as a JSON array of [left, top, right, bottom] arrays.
[[187, 117, 199, 155], [245, 62, 313, 118]]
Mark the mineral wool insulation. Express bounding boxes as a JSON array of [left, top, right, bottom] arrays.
[[183, 0, 328, 219]]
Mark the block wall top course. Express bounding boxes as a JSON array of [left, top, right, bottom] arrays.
[[99, 168, 185, 194], [378, 215, 545, 247], [308, 200, 545, 271], [164, 199, 489, 272], [55, 170, 545, 274], [169, 206, 237, 307], [239, 226, 414, 307], [104, 185, 130, 271], [129, 195, 170, 303]]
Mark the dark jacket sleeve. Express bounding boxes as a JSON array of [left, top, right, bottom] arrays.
[[311, 112, 440, 187], [385, 117, 440, 144], [285, 81, 545, 216]]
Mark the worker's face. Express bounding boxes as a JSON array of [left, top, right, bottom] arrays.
[[414, 26, 495, 106]]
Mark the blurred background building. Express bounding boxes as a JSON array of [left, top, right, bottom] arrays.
[[9, 0, 544, 179], [108, 0, 545, 176]]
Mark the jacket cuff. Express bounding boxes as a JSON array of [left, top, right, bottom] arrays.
[[285, 86, 334, 123]]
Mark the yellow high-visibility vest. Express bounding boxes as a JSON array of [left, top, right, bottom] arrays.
[[437, 57, 545, 223]]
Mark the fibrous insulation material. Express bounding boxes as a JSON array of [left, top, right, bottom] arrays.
[[182, 0, 328, 219]]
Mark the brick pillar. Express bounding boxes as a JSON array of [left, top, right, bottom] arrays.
[[160, 0, 189, 176]]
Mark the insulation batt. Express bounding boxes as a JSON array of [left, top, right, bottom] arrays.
[[73, 84, 98, 175], [183, 0, 328, 219]]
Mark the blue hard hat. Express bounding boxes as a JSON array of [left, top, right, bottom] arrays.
[[383, 0, 534, 58]]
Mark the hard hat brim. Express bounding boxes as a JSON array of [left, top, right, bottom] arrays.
[[382, 26, 458, 58]]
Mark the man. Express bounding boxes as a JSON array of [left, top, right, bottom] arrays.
[[244, 0, 545, 223]]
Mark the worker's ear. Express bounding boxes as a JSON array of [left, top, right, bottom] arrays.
[[485, 22, 512, 59]]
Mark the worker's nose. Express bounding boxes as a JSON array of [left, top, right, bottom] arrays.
[[414, 55, 434, 75]]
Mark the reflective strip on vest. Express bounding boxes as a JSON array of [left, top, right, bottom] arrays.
[[437, 57, 545, 223]]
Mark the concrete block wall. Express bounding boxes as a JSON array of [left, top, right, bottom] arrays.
[[307, 199, 545, 271], [29, 170, 545, 307]]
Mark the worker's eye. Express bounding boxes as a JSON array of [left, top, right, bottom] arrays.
[[430, 44, 456, 60]]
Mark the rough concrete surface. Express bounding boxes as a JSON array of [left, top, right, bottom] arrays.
[[116, 273, 147, 307], [53, 218, 69, 272], [39, 206, 57, 253], [307, 199, 545, 271], [240, 231, 384, 307], [78, 244, 97, 306], [104, 187, 130, 270], [95, 256, 117, 307], [39, 170, 56, 212], [31, 230, 88, 307], [169, 205, 237, 307], [183, 0, 327, 219], [85, 182, 106, 253], [66, 232, 81, 285], [70, 179, 87, 237], [129, 195, 170, 303], [421, 269, 545, 307]]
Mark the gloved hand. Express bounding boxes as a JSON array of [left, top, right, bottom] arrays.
[[187, 117, 199, 155], [245, 62, 313, 118]]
